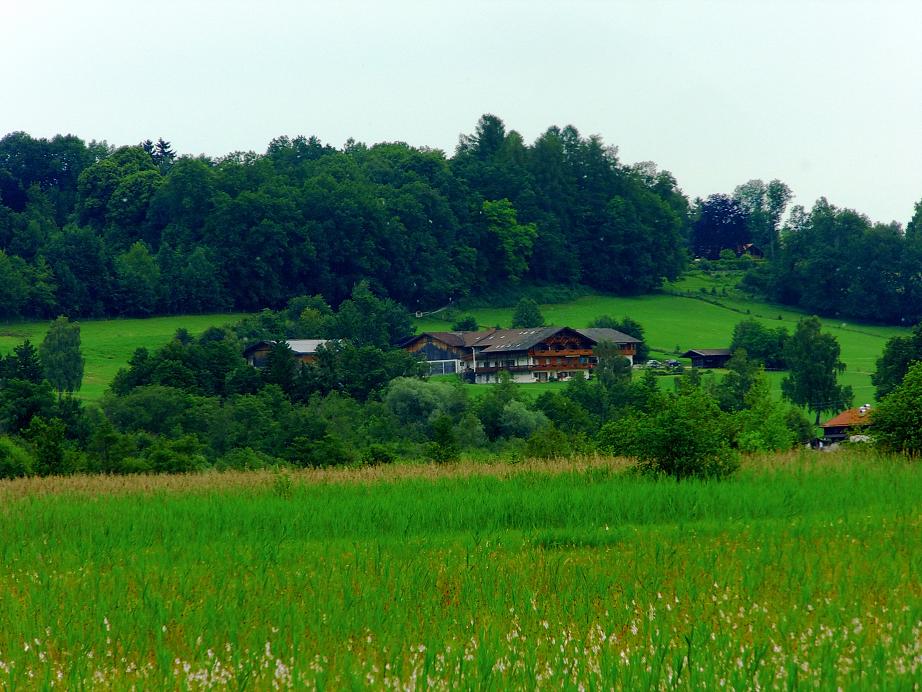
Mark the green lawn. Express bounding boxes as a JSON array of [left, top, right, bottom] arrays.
[[420, 271, 906, 403], [0, 314, 246, 401], [3, 453, 922, 688]]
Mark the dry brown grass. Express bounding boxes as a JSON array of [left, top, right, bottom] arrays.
[[0, 454, 632, 500]]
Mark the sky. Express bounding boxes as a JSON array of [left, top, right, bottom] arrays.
[[3, 0, 921, 225]]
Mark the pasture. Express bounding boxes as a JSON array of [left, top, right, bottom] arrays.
[[0, 314, 245, 401], [421, 271, 907, 403], [2, 452, 922, 688]]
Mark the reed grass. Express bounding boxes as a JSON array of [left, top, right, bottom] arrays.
[[1, 449, 920, 688]]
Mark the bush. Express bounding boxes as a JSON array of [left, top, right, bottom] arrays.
[[287, 433, 356, 468], [142, 435, 208, 473], [623, 390, 739, 480], [511, 298, 545, 328], [451, 314, 479, 331], [0, 436, 34, 479], [215, 447, 279, 471], [362, 443, 399, 465], [499, 400, 548, 439], [427, 414, 460, 463], [872, 362, 922, 455], [524, 425, 571, 460]]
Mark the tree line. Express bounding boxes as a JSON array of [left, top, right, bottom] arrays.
[[2, 286, 868, 480], [0, 117, 689, 319]]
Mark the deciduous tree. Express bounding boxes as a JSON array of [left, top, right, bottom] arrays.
[[781, 317, 852, 424], [39, 316, 85, 397]]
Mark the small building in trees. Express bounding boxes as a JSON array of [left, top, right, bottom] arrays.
[[398, 326, 641, 382], [820, 405, 874, 444], [683, 348, 733, 369], [243, 339, 331, 367]]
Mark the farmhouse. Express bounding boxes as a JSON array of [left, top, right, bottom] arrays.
[[682, 348, 733, 369], [398, 326, 641, 383], [395, 330, 495, 375], [243, 339, 332, 367], [820, 405, 873, 444]]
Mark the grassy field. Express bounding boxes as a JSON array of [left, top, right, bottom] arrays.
[[0, 270, 905, 405], [2, 452, 922, 688], [0, 314, 245, 401], [422, 271, 907, 403]]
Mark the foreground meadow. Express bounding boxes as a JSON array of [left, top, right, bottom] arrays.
[[2, 452, 922, 688]]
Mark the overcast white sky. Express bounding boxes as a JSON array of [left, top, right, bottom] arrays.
[[3, 0, 921, 224]]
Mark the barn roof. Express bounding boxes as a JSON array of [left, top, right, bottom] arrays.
[[474, 327, 565, 353], [576, 328, 641, 345], [682, 348, 733, 357], [821, 406, 874, 429], [396, 326, 643, 353], [395, 330, 497, 348], [243, 339, 331, 356]]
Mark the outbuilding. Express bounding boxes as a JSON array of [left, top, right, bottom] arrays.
[[820, 405, 873, 444], [682, 348, 733, 369]]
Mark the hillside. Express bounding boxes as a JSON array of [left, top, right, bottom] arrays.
[[0, 270, 905, 405], [418, 270, 906, 403], [0, 313, 245, 400]]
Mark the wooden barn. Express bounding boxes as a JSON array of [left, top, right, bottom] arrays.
[[395, 330, 496, 375], [820, 405, 873, 444], [682, 348, 733, 369], [243, 339, 332, 368]]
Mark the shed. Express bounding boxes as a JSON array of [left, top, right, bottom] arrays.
[[682, 348, 733, 369], [243, 339, 331, 367], [820, 405, 873, 443]]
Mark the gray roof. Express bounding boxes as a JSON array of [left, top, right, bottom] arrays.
[[394, 326, 643, 354], [285, 339, 330, 355], [474, 327, 566, 353], [244, 339, 331, 356], [397, 330, 497, 349], [576, 328, 641, 345], [682, 348, 733, 357]]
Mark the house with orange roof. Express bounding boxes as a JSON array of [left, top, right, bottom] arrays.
[[820, 405, 874, 443]]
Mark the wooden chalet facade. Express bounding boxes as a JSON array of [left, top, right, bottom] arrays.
[[243, 339, 332, 367], [398, 326, 641, 383]]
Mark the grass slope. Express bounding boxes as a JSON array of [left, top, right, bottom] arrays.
[[0, 314, 246, 401], [421, 271, 907, 403], [2, 454, 922, 687]]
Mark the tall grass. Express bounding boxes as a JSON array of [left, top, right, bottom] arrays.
[[1, 450, 921, 687]]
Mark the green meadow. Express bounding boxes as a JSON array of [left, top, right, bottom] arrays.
[[3, 452, 922, 688], [420, 271, 907, 403], [0, 314, 245, 401], [0, 270, 906, 405]]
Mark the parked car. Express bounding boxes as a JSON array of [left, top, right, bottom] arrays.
[[645, 359, 662, 369], [665, 359, 681, 368]]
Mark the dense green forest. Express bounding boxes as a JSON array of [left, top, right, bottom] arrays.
[[3, 115, 921, 325], [0, 116, 690, 319]]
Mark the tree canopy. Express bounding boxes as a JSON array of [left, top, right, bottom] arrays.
[[0, 117, 695, 320], [781, 317, 852, 424]]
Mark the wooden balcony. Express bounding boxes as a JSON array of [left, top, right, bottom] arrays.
[[474, 365, 532, 374], [475, 362, 596, 374], [531, 349, 593, 357]]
